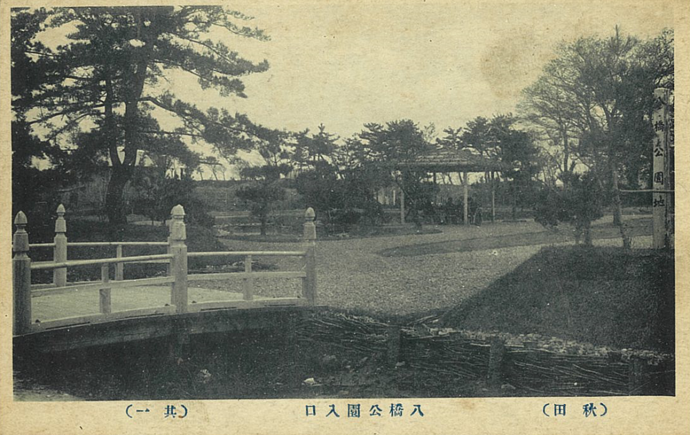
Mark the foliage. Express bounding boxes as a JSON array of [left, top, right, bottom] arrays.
[[293, 124, 339, 170], [130, 171, 214, 227], [519, 27, 674, 227], [11, 10, 72, 220], [235, 183, 287, 234], [294, 163, 340, 217], [292, 125, 390, 232], [533, 172, 604, 245], [12, 6, 270, 224], [233, 130, 292, 235], [295, 164, 390, 232], [491, 116, 542, 219], [438, 114, 542, 220], [11, 121, 70, 220], [355, 120, 434, 227]]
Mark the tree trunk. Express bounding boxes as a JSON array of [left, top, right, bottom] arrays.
[[103, 44, 149, 229], [490, 172, 496, 223], [260, 215, 267, 236], [511, 181, 517, 221], [584, 221, 593, 246], [611, 164, 623, 226], [562, 128, 570, 176], [105, 165, 132, 229], [620, 222, 632, 250], [410, 198, 422, 229]]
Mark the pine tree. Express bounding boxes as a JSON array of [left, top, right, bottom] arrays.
[[13, 7, 270, 225]]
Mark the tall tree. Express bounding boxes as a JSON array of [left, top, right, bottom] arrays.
[[293, 125, 342, 224], [489, 116, 541, 220], [13, 7, 270, 225], [11, 8, 67, 220], [519, 27, 673, 227], [438, 114, 541, 220], [294, 124, 339, 170], [293, 125, 391, 230], [357, 120, 434, 227], [519, 73, 579, 179], [234, 128, 292, 236]]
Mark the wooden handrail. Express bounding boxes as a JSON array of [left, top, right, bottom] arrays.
[[67, 241, 169, 247], [32, 276, 176, 297], [188, 250, 306, 258], [619, 189, 674, 194], [188, 271, 306, 282], [31, 253, 174, 270], [13, 205, 318, 334]]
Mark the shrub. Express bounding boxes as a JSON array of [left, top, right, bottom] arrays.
[[534, 172, 604, 245], [131, 173, 214, 228]]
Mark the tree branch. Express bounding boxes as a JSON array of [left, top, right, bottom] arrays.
[[27, 103, 106, 125]]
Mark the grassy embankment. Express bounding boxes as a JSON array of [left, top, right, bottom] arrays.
[[441, 246, 674, 353]]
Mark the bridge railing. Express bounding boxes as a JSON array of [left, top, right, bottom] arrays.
[[26, 205, 171, 288], [12, 205, 317, 335]]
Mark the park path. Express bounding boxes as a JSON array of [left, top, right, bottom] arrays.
[[217, 218, 648, 318], [30, 216, 652, 323]]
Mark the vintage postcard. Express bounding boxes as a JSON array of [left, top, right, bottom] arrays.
[[1, 0, 688, 434]]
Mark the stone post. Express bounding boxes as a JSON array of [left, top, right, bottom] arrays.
[[53, 204, 67, 287], [302, 208, 317, 305], [169, 205, 188, 313], [13, 212, 32, 335]]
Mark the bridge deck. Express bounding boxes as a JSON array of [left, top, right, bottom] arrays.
[[31, 285, 278, 323], [16, 285, 316, 354]]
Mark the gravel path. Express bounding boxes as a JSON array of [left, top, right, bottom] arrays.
[[216, 221, 574, 317], [214, 216, 653, 318]]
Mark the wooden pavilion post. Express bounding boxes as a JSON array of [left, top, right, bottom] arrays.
[[463, 171, 469, 225], [399, 188, 405, 224], [169, 205, 188, 313], [302, 207, 317, 305], [53, 204, 67, 287], [13, 212, 32, 335], [491, 173, 496, 223]]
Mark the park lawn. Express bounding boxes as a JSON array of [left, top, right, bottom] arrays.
[[379, 216, 652, 257], [440, 246, 674, 353]]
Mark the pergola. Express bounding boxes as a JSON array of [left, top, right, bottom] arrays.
[[394, 148, 506, 225]]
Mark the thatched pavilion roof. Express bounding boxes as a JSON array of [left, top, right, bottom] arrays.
[[394, 147, 505, 173]]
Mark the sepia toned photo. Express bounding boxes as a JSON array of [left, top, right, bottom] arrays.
[[1, 1, 688, 434]]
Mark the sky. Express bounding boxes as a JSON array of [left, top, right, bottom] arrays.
[[28, 1, 675, 177], [165, 0, 673, 139]]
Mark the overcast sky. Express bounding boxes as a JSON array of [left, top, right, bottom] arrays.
[[165, 0, 673, 141], [30, 1, 674, 176]]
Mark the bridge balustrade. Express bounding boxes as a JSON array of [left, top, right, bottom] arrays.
[[12, 205, 317, 335]]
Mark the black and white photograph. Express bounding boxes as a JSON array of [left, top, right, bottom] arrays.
[[1, 0, 687, 433]]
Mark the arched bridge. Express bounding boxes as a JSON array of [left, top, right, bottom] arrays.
[[12, 205, 318, 353]]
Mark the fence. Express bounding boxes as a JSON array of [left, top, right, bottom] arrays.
[[298, 312, 674, 397], [12, 204, 317, 335]]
